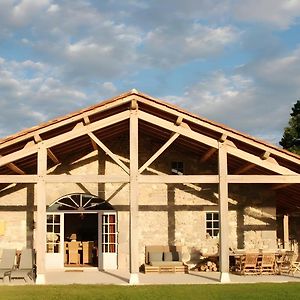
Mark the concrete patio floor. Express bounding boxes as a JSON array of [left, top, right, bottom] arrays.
[[45, 269, 300, 285], [3, 268, 300, 285]]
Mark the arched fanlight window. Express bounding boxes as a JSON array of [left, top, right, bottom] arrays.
[[47, 193, 114, 212]]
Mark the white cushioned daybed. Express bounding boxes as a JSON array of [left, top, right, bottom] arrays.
[[144, 245, 188, 273]]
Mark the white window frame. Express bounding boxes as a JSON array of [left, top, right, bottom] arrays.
[[206, 212, 219, 238]]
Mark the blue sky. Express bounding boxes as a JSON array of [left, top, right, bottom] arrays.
[[1, 0, 300, 145]]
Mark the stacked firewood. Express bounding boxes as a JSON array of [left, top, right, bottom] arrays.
[[196, 259, 218, 272]]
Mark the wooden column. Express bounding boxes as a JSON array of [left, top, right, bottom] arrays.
[[35, 144, 47, 284], [218, 142, 230, 282], [129, 102, 139, 284], [283, 214, 289, 249]]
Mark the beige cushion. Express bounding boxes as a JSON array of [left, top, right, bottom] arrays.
[[150, 261, 183, 266], [149, 252, 163, 263], [164, 251, 181, 261]]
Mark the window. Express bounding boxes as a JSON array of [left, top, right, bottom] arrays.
[[46, 214, 61, 253], [102, 213, 117, 253], [171, 161, 184, 175], [206, 212, 219, 238]]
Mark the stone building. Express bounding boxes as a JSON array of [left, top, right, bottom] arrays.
[[0, 90, 299, 283]]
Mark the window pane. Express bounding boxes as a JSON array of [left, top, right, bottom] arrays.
[[47, 225, 52, 233], [54, 215, 60, 223], [54, 225, 60, 233], [206, 221, 212, 229], [47, 215, 53, 223], [207, 230, 213, 237], [206, 213, 212, 220], [109, 214, 115, 223], [213, 230, 219, 237], [213, 221, 219, 229]]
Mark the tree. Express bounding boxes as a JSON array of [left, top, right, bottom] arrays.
[[279, 100, 300, 155]]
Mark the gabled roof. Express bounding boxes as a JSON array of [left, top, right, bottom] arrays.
[[0, 89, 299, 214]]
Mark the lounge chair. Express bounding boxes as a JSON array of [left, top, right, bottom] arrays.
[[242, 252, 259, 275], [259, 252, 276, 274], [277, 250, 295, 274], [10, 248, 35, 282], [0, 249, 16, 282]]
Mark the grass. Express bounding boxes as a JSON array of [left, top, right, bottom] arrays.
[[0, 283, 300, 300]]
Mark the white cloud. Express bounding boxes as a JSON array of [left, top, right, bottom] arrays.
[[142, 24, 239, 67], [232, 0, 300, 29], [0, 57, 88, 137]]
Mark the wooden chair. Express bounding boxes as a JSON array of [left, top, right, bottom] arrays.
[[242, 253, 259, 275], [285, 252, 300, 276], [278, 250, 295, 274], [259, 252, 275, 274], [68, 241, 80, 264], [82, 241, 94, 264]]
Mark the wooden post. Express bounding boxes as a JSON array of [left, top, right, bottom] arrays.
[[283, 214, 289, 249], [218, 142, 230, 283], [35, 144, 47, 284], [129, 102, 139, 284]]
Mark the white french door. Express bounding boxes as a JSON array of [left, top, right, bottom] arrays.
[[45, 213, 64, 269], [98, 211, 118, 270]]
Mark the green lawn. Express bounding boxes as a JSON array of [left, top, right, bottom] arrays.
[[0, 283, 299, 300]]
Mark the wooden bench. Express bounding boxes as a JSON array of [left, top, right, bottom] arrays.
[[144, 245, 188, 274]]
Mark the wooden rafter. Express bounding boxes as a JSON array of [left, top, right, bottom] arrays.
[[88, 132, 129, 174], [271, 183, 293, 190], [200, 148, 216, 163], [139, 132, 180, 173], [234, 163, 255, 175], [0, 155, 25, 175]]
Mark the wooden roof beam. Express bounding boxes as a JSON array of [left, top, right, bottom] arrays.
[[0, 155, 25, 175], [200, 148, 217, 163], [234, 163, 255, 175], [139, 132, 180, 174], [200, 134, 228, 163], [271, 183, 293, 190], [83, 116, 98, 151], [34, 134, 60, 165], [88, 132, 129, 174]]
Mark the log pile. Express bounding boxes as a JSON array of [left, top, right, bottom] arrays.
[[195, 258, 218, 272]]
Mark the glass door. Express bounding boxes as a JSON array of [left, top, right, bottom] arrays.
[[98, 212, 118, 269], [45, 213, 64, 269]]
